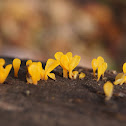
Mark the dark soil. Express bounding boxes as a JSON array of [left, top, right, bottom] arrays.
[[0, 57, 126, 126]]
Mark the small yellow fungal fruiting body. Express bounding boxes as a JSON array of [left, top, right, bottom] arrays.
[[42, 59, 60, 80], [26, 60, 32, 66], [54, 52, 81, 79], [0, 64, 12, 84], [12, 58, 21, 77], [0, 58, 5, 66], [91, 56, 107, 81], [27, 59, 60, 85], [114, 73, 124, 85], [28, 62, 41, 85], [26, 60, 33, 84], [91, 59, 98, 77], [68, 55, 81, 79], [91, 56, 105, 78], [114, 74, 126, 85], [103, 81, 113, 101], [114, 63, 126, 85], [27, 62, 42, 84], [60, 55, 69, 78], [72, 71, 79, 79], [97, 62, 107, 81], [79, 72, 86, 79]]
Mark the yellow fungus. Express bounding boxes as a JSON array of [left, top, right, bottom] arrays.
[[26, 62, 42, 84], [42, 59, 60, 80], [0, 64, 12, 84], [28, 62, 41, 85], [79, 72, 86, 79], [55, 52, 64, 61], [91, 59, 98, 77], [0, 58, 5, 66], [114, 73, 126, 86], [69, 55, 81, 79], [103, 81, 113, 101], [26, 60, 33, 84], [66, 52, 73, 62], [48, 73, 56, 80], [60, 55, 69, 78], [91, 56, 107, 81], [37, 62, 43, 75], [114, 63, 126, 85], [26, 60, 32, 66], [115, 73, 124, 81], [120, 77, 126, 85], [40, 69, 45, 80], [0, 66, 4, 72], [97, 62, 107, 81], [12, 58, 21, 77], [54, 52, 81, 79], [97, 56, 104, 66], [123, 63, 126, 74], [102, 62, 107, 78], [114, 73, 124, 85], [72, 71, 79, 79], [27, 59, 59, 85]]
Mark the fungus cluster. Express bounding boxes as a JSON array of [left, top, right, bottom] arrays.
[[114, 63, 126, 85], [0, 58, 12, 84], [54, 52, 85, 79], [0, 52, 85, 85], [91, 56, 114, 100], [26, 59, 60, 85], [91, 56, 107, 81], [25, 52, 85, 85], [1, 53, 126, 102], [0, 58, 20, 84]]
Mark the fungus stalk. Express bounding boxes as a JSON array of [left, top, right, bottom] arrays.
[[13, 58, 21, 77], [91, 59, 98, 77], [63, 69, 68, 78], [69, 70, 73, 79]]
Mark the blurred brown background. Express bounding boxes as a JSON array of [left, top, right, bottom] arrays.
[[0, 0, 126, 71]]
